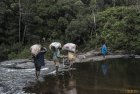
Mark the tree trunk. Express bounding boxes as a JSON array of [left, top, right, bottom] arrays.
[[126, 0, 128, 6], [137, 0, 139, 12], [90, 12, 96, 42], [90, 0, 97, 41], [113, 0, 116, 7], [22, 25, 27, 44], [19, 0, 21, 43]]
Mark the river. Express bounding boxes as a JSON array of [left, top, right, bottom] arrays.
[[0, 57, 140, 94]]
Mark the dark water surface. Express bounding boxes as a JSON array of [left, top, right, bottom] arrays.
[[25, 58, 140, 94]]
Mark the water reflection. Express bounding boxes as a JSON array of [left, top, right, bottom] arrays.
[[101, 60, 109, 76], [25, 71, 77, 94], [55, 71, 77, 94], [63, 78, 77, 94], [101, 63, 108, 76]]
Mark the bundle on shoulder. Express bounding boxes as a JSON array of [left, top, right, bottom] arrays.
[[30, 44, 42, 56]]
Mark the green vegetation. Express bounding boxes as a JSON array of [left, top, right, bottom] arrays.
[[0, 0, 140, 60]]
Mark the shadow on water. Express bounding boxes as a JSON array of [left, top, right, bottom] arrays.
[[24, 71, 77, 94], [24, 58, 140, 94]]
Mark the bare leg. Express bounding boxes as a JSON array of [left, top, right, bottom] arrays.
[[35, 71, 40, 79], [35, 71, 37, 79], [54, 62, 56, 66], [56, 61, 60, 67], [69, 60, 74, 69], [54, 61, 59, 74], [54, 61, 59, 66], [55, 66, 59, 74]]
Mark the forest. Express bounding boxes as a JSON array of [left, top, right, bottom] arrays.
[[0, 0, 140, 60]]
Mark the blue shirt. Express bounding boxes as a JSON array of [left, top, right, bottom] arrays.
[[101, 44, 107, 55]]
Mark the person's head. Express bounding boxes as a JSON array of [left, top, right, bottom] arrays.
[[40, 47, 46, 51], [41, 47, 44, 51], [102, 41, 106, 45], [51, 46, 56, 51]]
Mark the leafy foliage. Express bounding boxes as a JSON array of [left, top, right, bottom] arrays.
[[95, 7, 140, 51], [0, 0, 140, 60]]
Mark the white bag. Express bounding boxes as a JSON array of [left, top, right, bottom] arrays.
[[30, 44, 41, 56], [49, 42, 61, 49], [62, 43, 76, 52]]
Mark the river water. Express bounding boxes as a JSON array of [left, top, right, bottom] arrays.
[[0, 58, 140, 94], [24, 58, 140, 94]]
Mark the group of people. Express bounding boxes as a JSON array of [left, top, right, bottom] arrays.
[[30, 41, 107, 79], [30, 43, 76, 79], [51, 46, 76, 72]]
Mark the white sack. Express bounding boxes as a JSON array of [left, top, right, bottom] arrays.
[[49, 42, 61, 49], [62, 43, 76, 52], [30, 44, 41, 56]]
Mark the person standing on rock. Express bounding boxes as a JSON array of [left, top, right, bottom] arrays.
[[67, 51, 76, 68], [51, 46, 61, 72], [32, 46, 47, 79], [49, 42, 62, 72], [101, 42, 107, 59], [62, 43, 76, 68]]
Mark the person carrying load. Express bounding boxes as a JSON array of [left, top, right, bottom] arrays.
[[30, 44, 47, 79], [62, 43, 76, 68], [49, 42, 61, 71]]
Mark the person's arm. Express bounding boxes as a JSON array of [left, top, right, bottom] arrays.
[[40, 47, 47, 53], [32, 54, 36, 58]]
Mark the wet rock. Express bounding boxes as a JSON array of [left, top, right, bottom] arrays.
[[135, 55, 140, 58], [76, 50, 140, 63], [78, 50, 100, 58], [76, 52, 140, 63], [114, 50, 126, 55], [0, 59, 56, 94], [15, 62, 34, 69]]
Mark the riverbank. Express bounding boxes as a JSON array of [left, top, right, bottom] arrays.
[[76, 50, 140, 63], [76, 54, 140, 63]]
